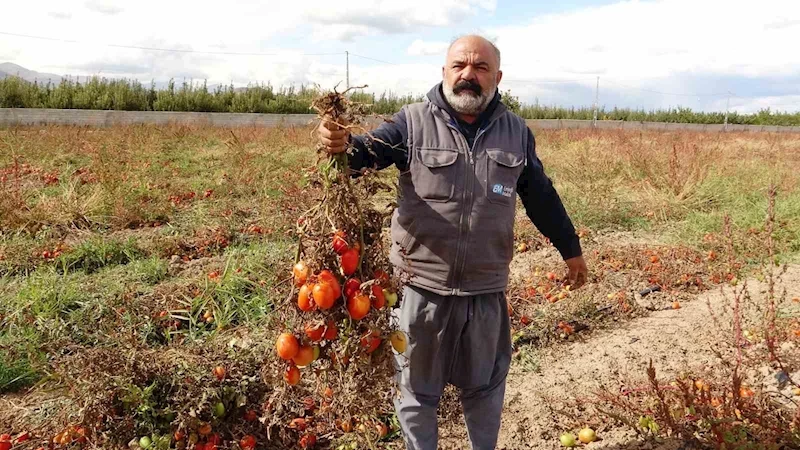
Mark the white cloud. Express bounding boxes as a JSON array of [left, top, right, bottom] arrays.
[[407, 39, 450, 56], [1, 0, 798, 113]]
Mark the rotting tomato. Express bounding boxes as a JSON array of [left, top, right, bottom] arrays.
[[298, 433, 317, 449], [371, 284, 386, 309], [390, 330, 408, 353], [340, 248, 359, 276], [212, 366, 226, 381], [305, 321, 325, 342], [240, 435, 256, 450], [289, 418, 308, 431], [312, 282, 336, 310], [323, 320, 338, 340], [285, 364, 301, 385], [344, 278, 361, 299], [292, 345, 315, 367], [293, 261, 310, 286], [276, 333, 300, 360], [298, 284, 315, 312], [332, 230, 348, 255], [347, 294, 371, 320]]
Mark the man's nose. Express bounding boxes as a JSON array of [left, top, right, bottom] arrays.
[[460, 65, 477, 80]]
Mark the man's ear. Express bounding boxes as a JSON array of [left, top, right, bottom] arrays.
[[496, 70, 503, 86], [442, 66, 446, 79]]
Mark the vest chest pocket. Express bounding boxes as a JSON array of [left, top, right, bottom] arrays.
[[486, 148, 524, 206], [414, 147, 459, 202]]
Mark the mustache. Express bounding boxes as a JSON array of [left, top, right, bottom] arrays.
[[452, 79, 482, 96]]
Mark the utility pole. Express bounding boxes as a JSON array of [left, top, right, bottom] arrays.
[[724, 91, 731, 131], [593, 76, 600, 128], [346, 51, 350, 90]]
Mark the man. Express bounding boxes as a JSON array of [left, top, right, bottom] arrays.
[[318, 35, 588, 450]]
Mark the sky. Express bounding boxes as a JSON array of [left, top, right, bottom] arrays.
[[2, 0, 800, 113]]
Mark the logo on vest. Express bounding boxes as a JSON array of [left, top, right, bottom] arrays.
[[492, 184, 514, 198]]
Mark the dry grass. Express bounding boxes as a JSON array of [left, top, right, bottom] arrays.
[[1, 124, 799, 449]]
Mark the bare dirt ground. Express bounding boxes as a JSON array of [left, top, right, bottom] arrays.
[[436, 262, 800, 450]]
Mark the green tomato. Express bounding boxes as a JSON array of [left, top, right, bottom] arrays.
[[139, 436, 152, 449], [312, 345, 321, 361], [384, 289, 398, 308], [560, 433, 577, 447], [213, 402, 226, 418]]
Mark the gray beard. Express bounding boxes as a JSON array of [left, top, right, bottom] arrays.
[[443, 82, 496, 116]]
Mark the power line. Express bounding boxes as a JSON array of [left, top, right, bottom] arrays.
[[349, 53, 398, 66], [0, 31, 343, 57]]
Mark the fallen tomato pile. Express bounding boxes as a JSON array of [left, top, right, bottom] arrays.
[[261, 88, 406, 449]]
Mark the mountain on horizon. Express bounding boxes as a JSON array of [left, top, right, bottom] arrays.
[[0, 62, 64, 83]]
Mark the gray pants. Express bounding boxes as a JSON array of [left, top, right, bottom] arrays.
[[394, 285, 512, 450]]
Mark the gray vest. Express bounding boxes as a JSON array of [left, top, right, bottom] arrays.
[[389, 99, 529, 296]]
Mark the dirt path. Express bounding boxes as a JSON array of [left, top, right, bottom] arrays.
[[438, 265, 800, 450]]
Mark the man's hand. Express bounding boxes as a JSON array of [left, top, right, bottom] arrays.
[[564, 255, 588, 289], [317, 119, 350, 154]]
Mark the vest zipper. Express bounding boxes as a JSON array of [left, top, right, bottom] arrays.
[[446, 122, 494, 295]]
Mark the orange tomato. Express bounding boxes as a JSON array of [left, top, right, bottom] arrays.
[[285, 365, 301, 385], [371, 284, 386, 309], [318, 270, 341, 299], [198, 423, 212, 436], [340, 248, 360, 276], [323, 320, 338, 340], [305, 321, 325, 342], [347, 294, 371, 320], [276, 333, 300, 360], [312, 282, 336, 310], [292, 345, 315, 367], [298, 284, 315, 312], [293, 261, 310, 286], [174, 431, 185, 442]]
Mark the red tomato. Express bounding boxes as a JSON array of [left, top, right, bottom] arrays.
[[332, 231, 348, 255], [374, 269, 389, 284], [360, 330, 381, 353], [340, 248, 359, 276], [244, 409, 258, 422], [344, 278, 361, 299], [371, 284, 386, 309], [347, 294, 371, 320], [207, 433, 221, 445]]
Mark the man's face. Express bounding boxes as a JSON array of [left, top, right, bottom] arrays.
[[442, 37, 503, 117]]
